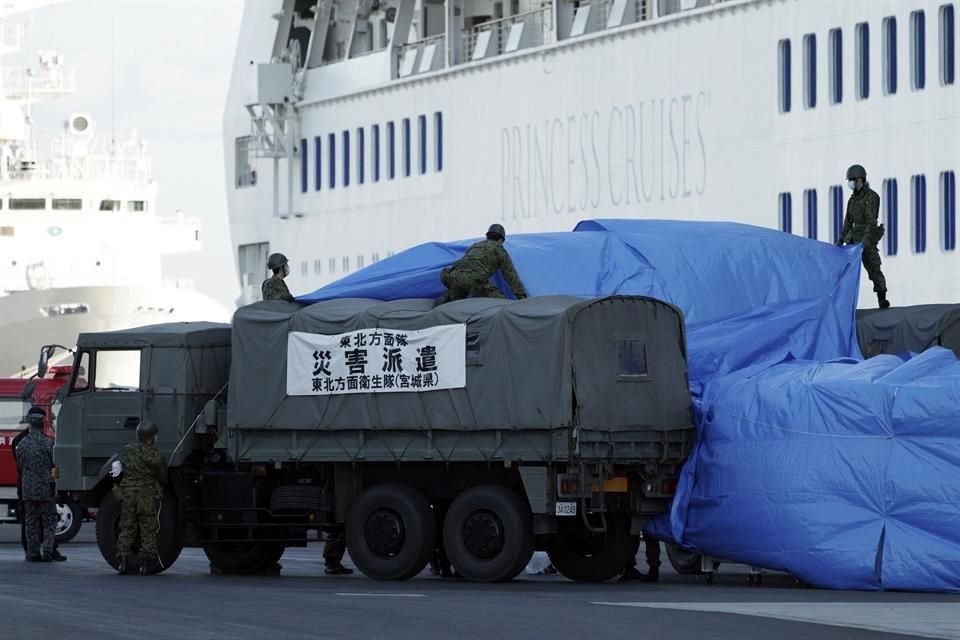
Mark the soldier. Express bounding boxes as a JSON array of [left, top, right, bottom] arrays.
[[15, 406, 65, 562], [438, 224, 527, 304], [261, 252, 296, 302], [323, 528, 353, 575], [837, 164, 891, 309], [115, 419, 167, 575]]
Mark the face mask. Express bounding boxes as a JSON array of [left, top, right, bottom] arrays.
[[282, 264, 290, 278], [848, 180, 857, 190]]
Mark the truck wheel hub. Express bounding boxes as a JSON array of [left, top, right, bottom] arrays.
[[364, 508, 405, 556], [462, 510, 504, 559]]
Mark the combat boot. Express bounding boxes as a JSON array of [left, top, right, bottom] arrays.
[[324, 561, 354, 575], [117, 555, 129, 575], [640, 565, 660, 583], [49, 549, 67, 562], [878, 290, 891, 309]]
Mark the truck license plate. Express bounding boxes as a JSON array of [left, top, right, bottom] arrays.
[[555, 502, 577, 516]]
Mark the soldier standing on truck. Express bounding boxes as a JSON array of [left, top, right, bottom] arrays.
[[15, 407, 65, 562], [261, 252, 296, 302], [115, 420, 167, 575], [438, 224, 528, 304], [837, 164, 891, 309]]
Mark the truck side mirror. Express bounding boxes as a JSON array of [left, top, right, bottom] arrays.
[[37, 347, 51, 378]]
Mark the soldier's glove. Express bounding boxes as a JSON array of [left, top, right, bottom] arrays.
[[110, 460, 123, 478]]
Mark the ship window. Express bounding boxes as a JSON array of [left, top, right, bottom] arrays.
[[434, 112, 443, 172], [856, 22, 870, 99], [387, 250, 395, 257], [53, 198, 82, 210], [372, 252, 380, 263], [402, 118, 411, 177], [93, 350, 141, 391], [314, 136, 322, 191], [777, 38, 791, 113], [941, 4, 956, 85], [803, 34, 816, 109], [357, 254, 365, 269], [342, 256, 350, 272], [830, 185, 844, 244], [126, 200, 146, 212], [387, 121, 396, 180], [301, 260, 307, 276], [803, 188, 817, 239], [372, 124, 381, 182], [300, 137, 308, 193], [942, 170, 957, 251], [342, 130, 350, 187], [99, 200, 120, 211], [883, 178, 899, 256], [314, 259, 321, 274], [778, 192, 792, 234], [883, 16, 898, 95], [235, 136, 256, 188], [328, 133, 336, 189], [357, 127, 365, 185], [11, 198, 45, 210], [911, 10, 926, 90], [829, 28, 843, 104], [911, 174, 927, 253], [418, 114, 427, 175], [329, 257, 336, 273]]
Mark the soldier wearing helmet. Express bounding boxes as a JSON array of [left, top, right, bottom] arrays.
[[115, 419, 168, 575], [437, 224, 528, 304], [261, 252, 296, 302], [837, 165, 890, 309]]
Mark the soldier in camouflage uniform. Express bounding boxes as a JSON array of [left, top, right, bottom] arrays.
[[261, 252, 296, 302], [438, 224, 528, 304], [837, 164, 891, 309], [15, 406, 65, 562], [115, 419, 167, 575]]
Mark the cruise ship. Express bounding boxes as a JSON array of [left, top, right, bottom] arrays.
[[224, 0, 960, 308], [0, 12, 229, 376]]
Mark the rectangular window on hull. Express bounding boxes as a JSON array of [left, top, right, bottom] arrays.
[[402, 118, 412, 177], [300, 138, 308, 193], [829, 28, 843, 104], [883, 16, 898, 95], [314, 136, 322, 191], [342, 256, 350, 273], [418, 114, 427, 175], [830, 185, 844, 243], [941, 4, 956, 85], [11, 198, 45, 210], [804, 188, 818, 239], [779, 192, 792, 234], [434, 112, 443, 172], [942, 170, 957, 251], [357, 127, 365, 185], [328, 133, 336, 189], [235, 136, 256, 188], [52, 198, 82, 210], [342, 130, 351, 187], [329, 258, 336, 274], [912, 174, 927, 253], [387, 122, 396, 180], [856, 22, 870, 99], [803, 34, 816, 109], [778, 39, 792, 113], [372, 124, 381, 182], [912, 10, 927, 90], [883, 178, 899, 256]]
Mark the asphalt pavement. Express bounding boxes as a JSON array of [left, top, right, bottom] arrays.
[[1, 523, 958, 640]]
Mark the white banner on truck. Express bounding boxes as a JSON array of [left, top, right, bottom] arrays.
[[286, 324, 467, 396]]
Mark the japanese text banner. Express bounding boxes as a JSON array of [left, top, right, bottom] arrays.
[[286, 324, 467, 396]]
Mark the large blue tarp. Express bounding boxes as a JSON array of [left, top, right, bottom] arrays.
[[299, 219, 960, 592]]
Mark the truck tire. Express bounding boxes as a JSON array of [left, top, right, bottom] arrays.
[[547, 515, 635, 583], [203, 542, 285, 575], [95, 490, 183, 575], [666, 543, 702, 575], [270, 484, 325, 514], [443, 485, 534, 583], [55, 498, 83, 544], [346, 483, 435, 581]]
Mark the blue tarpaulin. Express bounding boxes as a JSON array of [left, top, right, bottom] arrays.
[[298, 219, 960, 592]]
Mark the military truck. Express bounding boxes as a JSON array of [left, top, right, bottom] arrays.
[[54, 295, 695, 582]]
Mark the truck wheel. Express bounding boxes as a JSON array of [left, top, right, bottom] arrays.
[[547, 515, 634, 582], [346, 483, 435, 580], [95, 490, 183, 575], [443, 485, 533, 583], [666, 543, 702, 575], [203, 542, 285, 575], [55, 499, 83, 544]]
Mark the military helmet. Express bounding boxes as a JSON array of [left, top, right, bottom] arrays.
[[267, 253, 289, 271], [846, 164, 867, 180], [25, 406, 45, 429], [136, 419, 159, 443], [486, 223, 506, 241]]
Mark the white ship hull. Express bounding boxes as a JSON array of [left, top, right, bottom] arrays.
[[0, 286, 230, 376], [225, 0, 960, 308]]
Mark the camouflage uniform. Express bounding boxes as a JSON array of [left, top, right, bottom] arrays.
[[840, 183, 887, 294], [261, 273, 295, 302], [15, 429, 57, 557], [116, 441, 167, 558], [440, 239, 527, 302]]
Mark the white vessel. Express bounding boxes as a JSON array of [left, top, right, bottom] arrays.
[[0, 14, 229, 376], [224, 0, 960, 307]]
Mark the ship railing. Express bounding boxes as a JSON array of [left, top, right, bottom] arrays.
[[1, 66, 76, 100], [397, 33, 446, 77], [464, 5, 554, 63], [33, 155, 153, 182]]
